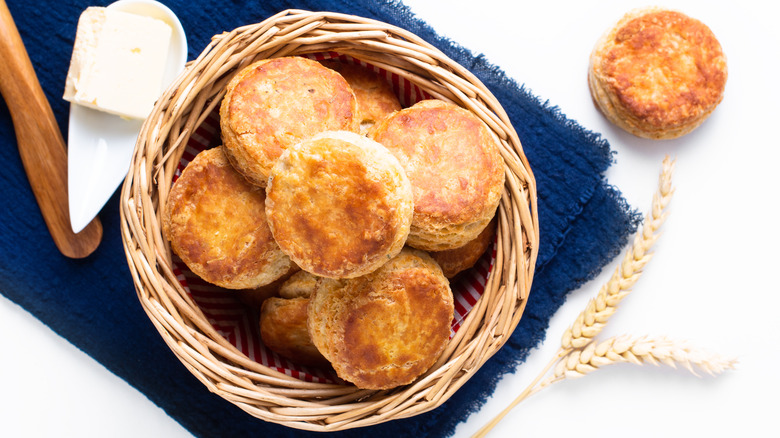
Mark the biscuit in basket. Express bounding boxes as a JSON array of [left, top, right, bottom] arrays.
[[430, 216, 497, 278], [307, 248, 454, 389], [265, 130, 413, 279], [260, 296, 330, 368], [162, 147, 294, 289], [371, 99, 505, 251], [320, 60, 402, 134], [220, 56, 359, 186], [588, 7, 727, 139], [278, 270, 319, 299], [235, 264, 299, 309]]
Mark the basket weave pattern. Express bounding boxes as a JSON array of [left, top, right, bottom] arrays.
[[120, 9, 539, 431]]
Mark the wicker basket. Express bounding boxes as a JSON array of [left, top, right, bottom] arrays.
[[120, 9, 538, 431]]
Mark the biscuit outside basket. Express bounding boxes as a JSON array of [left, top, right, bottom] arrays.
[[120, 9, 539, 431]]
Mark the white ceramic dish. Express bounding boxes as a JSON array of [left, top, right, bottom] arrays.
[[67, 0, 187, 233]]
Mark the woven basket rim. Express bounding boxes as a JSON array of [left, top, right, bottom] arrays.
[[120, 9, 539, 432]]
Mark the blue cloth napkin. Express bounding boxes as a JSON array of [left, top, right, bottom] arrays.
[[0, 0, 640, 436]]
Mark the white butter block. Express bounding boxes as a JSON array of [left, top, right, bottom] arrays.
[[63, 7, 172, 119]]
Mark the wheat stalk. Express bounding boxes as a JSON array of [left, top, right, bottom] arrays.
[[473, 156, 735, 438], [560, 156, 675, 350]]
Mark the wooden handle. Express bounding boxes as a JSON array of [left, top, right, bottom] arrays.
[[0, 0, 102, 258]]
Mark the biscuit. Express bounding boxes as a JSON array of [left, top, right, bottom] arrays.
[[260, 296, 330, 368], [279, 270, 319, 299], [588, 7, 727, 139], [235, 282, 280, 310], [266, 131, 414, 279], [320, 60, 402, 134], [235, 264, 299, 309], [307, 248, 454, 389], [370, 99, 505, 251], [220, 56, 359, 186], [162, 147, 294, 289], [430, 216, 497, 278]]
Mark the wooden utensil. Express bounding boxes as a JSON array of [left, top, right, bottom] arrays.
[[0, 0, 102, 258]]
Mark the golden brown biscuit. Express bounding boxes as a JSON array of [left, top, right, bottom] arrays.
[[588, 7, 727, 139], [266, 130, 413, 279], [260, 297, 330, 368], [235, 283, 279, 310], [429, 216, 497, 278], [370, 99, 505, 251], [220, 56, 359, 186], [320, 61, 402, 134], [278, 270, 319, 299], [162, 146, 294, 289], [307, 248, 454, 389], [235, 264, 300, 309]]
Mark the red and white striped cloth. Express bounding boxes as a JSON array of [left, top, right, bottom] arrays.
[[171, 54, 495, 383]]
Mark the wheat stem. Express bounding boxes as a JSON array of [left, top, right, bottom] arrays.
[[475, 156, 736, 437], [472, 156, 679, 437], [560, 156, 675, 350]]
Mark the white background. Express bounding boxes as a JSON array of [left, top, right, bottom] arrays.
[[2, 0, 778, 436]]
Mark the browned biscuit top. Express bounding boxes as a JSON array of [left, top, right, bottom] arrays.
[[260, 297, 329, 368], [308, 248, 454, 389], [163, 147, 291, 289], [599, 9, 727, 130], [279, 270, 319, 299], [220, 56, 359, 186], [266, 131, 413, 279], [320, 61, 402, 132], [371, 99, 504, 230]]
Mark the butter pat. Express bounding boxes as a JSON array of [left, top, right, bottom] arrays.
[[63, 7, 172, 119]]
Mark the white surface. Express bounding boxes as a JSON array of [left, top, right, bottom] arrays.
[[67, 0, 187, 233], [2, 0, 778, 436]]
